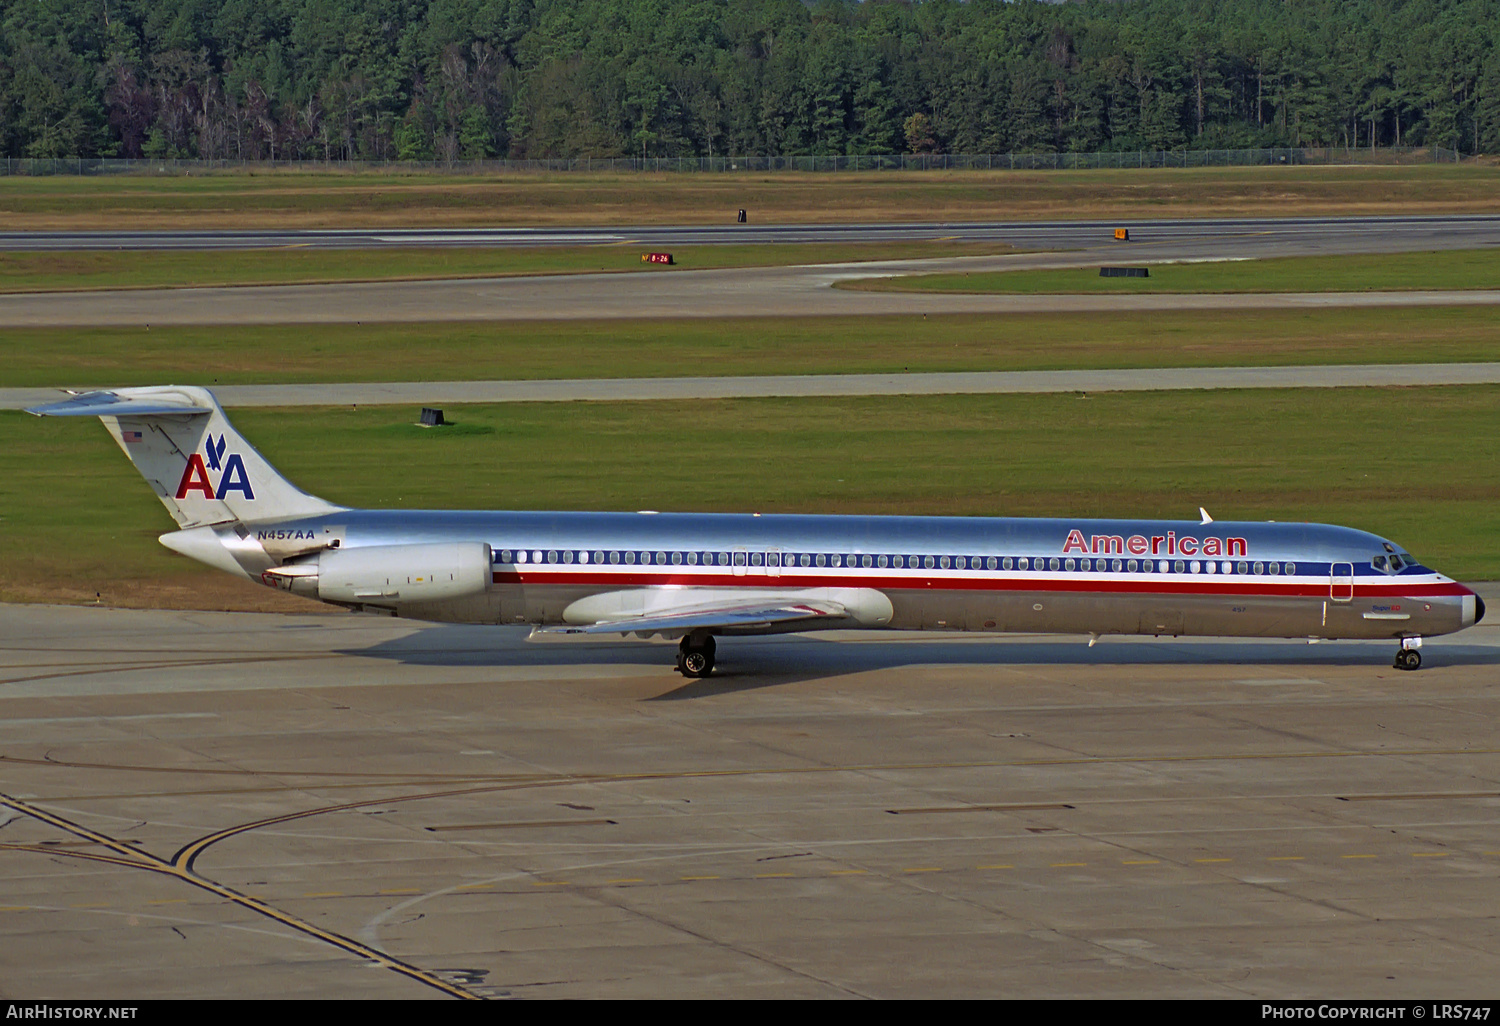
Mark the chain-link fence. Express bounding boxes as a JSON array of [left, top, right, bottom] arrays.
[[0, 146, 1461, 176]]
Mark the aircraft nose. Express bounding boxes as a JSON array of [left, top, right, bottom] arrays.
[[1476, 594, 1487, 625]]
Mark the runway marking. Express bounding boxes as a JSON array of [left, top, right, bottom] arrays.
[[1342, 854, 1378, 859], [1051, 862, 1088, 868], [680, 875, 720, 881], [1412, 852, 1451, 858], [903, 867, 943, 873], [1, 842, 157, 871], [0, 794, 480, 1000]]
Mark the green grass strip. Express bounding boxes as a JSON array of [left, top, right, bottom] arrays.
[[5, 307, 1500, 390]]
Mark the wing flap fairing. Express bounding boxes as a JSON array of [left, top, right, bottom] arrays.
[[547, 601, 844, 636], [545, 587, 894, 637]]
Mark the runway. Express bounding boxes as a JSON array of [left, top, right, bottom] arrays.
[[7, 362, 1500, 411], [5, 214, 1500, 251], [2, 597, 1498, 998]]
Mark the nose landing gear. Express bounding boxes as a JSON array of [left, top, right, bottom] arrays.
[[1394, 637, 1422, 671], [676, 633, 716, 678]]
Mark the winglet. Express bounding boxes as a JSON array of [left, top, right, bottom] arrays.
[[1199, 507, 1214, 525]]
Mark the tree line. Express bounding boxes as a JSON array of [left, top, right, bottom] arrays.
[[2, 0, 1497, 162]]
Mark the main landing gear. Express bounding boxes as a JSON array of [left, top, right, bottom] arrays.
[[676, 633, 716, 678], [1394, 637, 1422, 671]]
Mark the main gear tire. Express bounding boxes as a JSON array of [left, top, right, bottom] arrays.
[[676, 634, 716, 678]]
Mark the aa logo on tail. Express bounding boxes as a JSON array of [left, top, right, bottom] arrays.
[[175, 433, 255, 500]]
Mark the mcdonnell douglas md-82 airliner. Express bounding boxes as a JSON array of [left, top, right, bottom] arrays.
[[30, 386, 1484, 675]]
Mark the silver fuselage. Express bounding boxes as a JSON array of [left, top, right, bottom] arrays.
[[211, 510, 1481, 641]]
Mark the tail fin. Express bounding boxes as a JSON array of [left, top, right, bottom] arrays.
[[26, 385, 342, 528]]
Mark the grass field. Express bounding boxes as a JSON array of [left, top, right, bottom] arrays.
[[0, 240, 1015, 293], [840, 248, 1500, 294], [2, 165, 1497, 230], [4, 387, 1496, 609], [5, 306, 1498, 390]]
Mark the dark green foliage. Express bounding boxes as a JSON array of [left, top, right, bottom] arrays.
[[1, 0, 1496, 160]]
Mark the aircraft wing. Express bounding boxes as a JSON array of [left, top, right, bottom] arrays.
[[542, 596, 854, 637]]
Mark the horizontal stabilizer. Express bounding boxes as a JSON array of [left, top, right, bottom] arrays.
[[26, 388, 213, 418]]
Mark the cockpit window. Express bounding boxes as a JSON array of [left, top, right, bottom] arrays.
[[1373, 552, 1416, 575]]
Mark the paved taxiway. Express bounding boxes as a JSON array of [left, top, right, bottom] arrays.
[[5, 272, 1500, 328], [7, 362, 1500, 411], [3, 595, 1498, 998], [5, 214, 1500, 327]]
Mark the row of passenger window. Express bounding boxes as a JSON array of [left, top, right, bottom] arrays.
[[495, 549, 1299, 576]]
